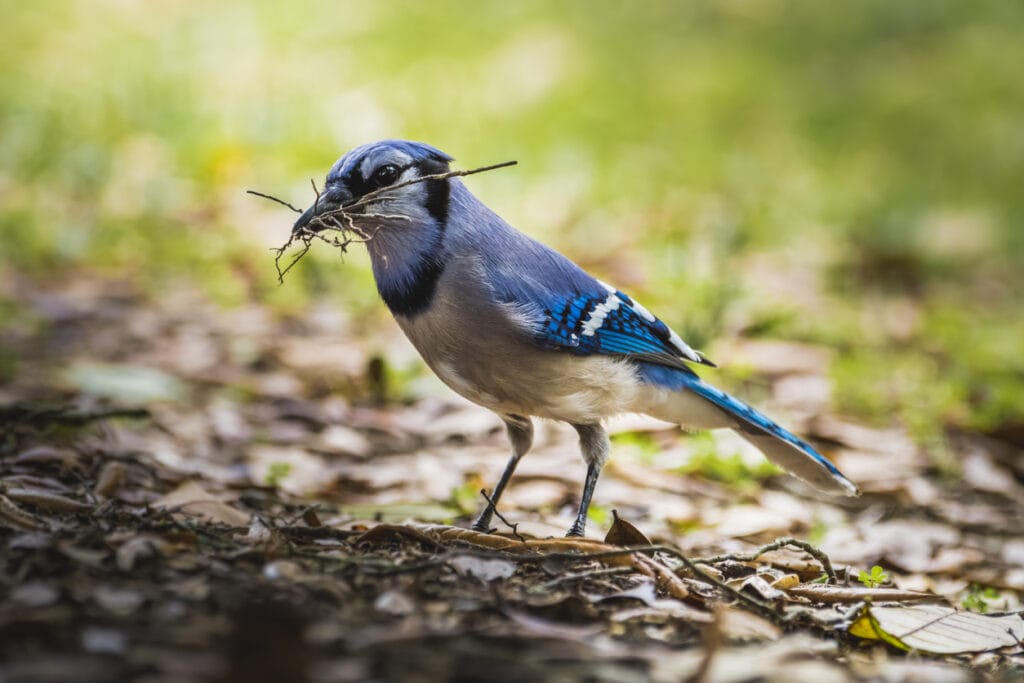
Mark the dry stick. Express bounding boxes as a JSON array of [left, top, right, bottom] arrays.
[[478, 489, 526, 544], [696, 537, 838, 584], [352, 541, 792, 626], [537, 566, 635, 591]]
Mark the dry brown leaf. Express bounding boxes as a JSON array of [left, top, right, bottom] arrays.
[[114, 535, 167, 572], [604, 510, 652, 547], [736, 574, 786, 601], [4, 486, 94, 513], [0, 493, 46, 530], [13, 445, 84, 469], [717, 605, 783, 641], [94, 461, 125, 499], [634, 554, 690, 600], [153, 480, 249, 526]]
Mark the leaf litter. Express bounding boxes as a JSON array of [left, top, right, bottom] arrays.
[[1, 276, 1023, 682]]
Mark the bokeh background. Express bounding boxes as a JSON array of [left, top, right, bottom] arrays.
[[3, 0, 1023, 450]]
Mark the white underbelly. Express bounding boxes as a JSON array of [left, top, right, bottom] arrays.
[[428, 352, 645, 424]]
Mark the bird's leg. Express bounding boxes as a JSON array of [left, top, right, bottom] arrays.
[[472, 415, 533, 533], [566, 462, 600, 537], [566, 423, 610, 537]]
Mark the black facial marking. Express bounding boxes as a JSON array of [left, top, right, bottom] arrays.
[[378, 251, 446, 317], [345, 152, 453, 317], [418, 157, 451, 224], [343, 167, 374, 199]]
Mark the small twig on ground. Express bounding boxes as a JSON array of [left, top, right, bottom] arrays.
[[282, 503, 322, 527], [479, 489, 526, 543], [696, 536, 838, 584], [536, 565, 634, 592], [249, 160, 517, 283]]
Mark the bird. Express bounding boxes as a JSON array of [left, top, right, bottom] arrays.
[[290, 139, 859, 537]]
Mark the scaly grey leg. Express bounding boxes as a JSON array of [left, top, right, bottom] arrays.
[[472, 415, 533, 533], [566, 423, 610, 537]]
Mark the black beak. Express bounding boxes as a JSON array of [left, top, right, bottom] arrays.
[[291, 185, 350, 235]]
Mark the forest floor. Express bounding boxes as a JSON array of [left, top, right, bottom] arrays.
[[1, 274, 1022, 683]]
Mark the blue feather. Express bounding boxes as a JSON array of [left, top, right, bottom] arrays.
[[636, 362, 848, 482], [488, 242, 711, 368]]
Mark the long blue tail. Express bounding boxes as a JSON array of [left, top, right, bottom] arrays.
[[637, 362, 859, 496]]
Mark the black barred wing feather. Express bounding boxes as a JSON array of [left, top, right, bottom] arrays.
[[536, 282, 715, 369]]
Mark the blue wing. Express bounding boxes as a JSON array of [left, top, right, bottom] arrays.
[[538, 284, 716, 368], [487, 238, 714, 369]]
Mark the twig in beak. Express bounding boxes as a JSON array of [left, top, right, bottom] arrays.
[[252, 160, 518, 284]]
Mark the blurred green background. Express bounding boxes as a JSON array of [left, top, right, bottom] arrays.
[[2, 1, 1023, 445]]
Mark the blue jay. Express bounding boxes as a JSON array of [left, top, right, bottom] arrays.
[[291, 140, 859, 537]]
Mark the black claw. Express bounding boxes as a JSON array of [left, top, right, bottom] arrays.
[[565, 523, 586, 538], [471, 514, 494, 533]]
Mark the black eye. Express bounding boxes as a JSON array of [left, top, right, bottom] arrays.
[[372, 164, 401, 188]]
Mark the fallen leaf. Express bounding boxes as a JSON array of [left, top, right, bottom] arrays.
[[448, 555, 517, 581], [13, 445, 83, 469], [717, 605, 783, 641], [737, 574, 786, 601], [0, 493, 47, 530], [315, 424, 373, 457], [94, 585, 145, 616], [589, 579, 659, 606], [4, 486, 94, 513], [153, 480, 249, 526], [81, 627, 128, 655], [374, 590, 416, 616], [771, 574, 800, 590], [504, 609, 605, 641], [849, 604, 1024, 654], [94, 461, 125, 499], [604, 510, 652, 546], [114, 535, 165, 572], [10, 581, 60, 607]]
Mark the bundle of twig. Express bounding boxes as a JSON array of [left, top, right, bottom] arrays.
[[248, 160, 517, 283]]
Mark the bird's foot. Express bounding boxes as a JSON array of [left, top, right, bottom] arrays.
[[471, 510, 495, 534], [565, 521, 586, 538]]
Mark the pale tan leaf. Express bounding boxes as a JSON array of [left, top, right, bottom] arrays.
[[849, 604, 1024, 654], [153, 481, 249, 526]]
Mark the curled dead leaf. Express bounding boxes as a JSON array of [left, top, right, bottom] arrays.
[[13, 445, 84, 469], [95, 461, 125, 499], [4, 486, 94, 513], [604, 510, 652, 547], [0, 493, 46, 530], [153, 480, 250, 526]]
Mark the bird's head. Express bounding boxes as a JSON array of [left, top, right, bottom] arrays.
[[292, 139, 454, 238]]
